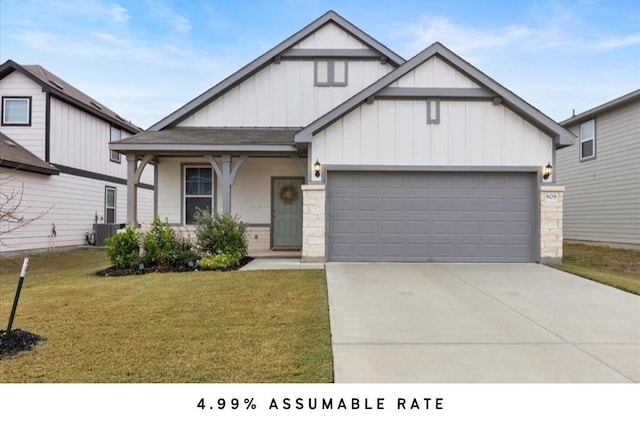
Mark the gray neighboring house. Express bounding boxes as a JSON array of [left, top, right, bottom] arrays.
[[556, 89, 640, 247]]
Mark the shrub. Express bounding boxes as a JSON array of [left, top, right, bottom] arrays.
[[198, 252, 243, 271], [105, 225, 140, 269], [142, 217, 178, 267], [172, 235, 199, 267], [193, 210, 248, 258]]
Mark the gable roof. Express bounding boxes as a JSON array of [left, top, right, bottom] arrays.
[[561, 89, 640, 127], [0, 131, 59, 175], [148, 10, 405, 131], [295, 42, 576, 147], [0, 60, 141, 134]]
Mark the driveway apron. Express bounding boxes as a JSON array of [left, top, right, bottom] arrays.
[[325, 263, 640, 383]]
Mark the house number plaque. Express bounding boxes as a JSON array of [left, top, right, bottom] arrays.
[[545, 193, 559, 202]]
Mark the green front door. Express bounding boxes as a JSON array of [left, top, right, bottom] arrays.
[[272, 177, 303, 248]]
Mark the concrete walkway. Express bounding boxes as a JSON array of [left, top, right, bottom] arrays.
[[240, 258, 324, 271], [326, 263, 640, 383]]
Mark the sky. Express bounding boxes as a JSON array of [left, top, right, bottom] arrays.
[[1, 0, 639, 129]]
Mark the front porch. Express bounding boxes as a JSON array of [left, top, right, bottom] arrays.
[[111, 127, 314, 255]]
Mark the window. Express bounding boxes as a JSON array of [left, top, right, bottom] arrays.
[[579, 119, 595, 161], [2, 96, 31, 125], [184, 167, 213, 225], [105, 187, 116, 224], [315, 60, 348, 86], [110, 127, 121, 163]]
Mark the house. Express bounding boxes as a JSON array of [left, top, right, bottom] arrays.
[[556, 90, 640, 247], [0, 60, 154, 254], [111, 10, 574, 264]]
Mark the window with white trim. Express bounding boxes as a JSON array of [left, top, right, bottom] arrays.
[[110, 127, 121, 163], [105, 187, 116, 224], [579, 119, 595, 161], [184, 167, 213, 225], [315, 59, 348, 86], [2, 97, 31, 125]]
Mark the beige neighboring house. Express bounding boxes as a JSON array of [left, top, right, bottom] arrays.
[[112, 10, 575, 264], [556, 89, 640, 247], [0, 60, 154, 254]]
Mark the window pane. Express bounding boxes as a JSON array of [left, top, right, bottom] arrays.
[[316, 60, 329, 84], [106, 188, 115, 208], [185, 198, 211, 225], [333, 60, 347, 83], [110, 150, 121, 162], [111, 127, 121, 142], [4, 99, 29, 123], [580, 120, 594, 141], [185, 167, 212, 195], [581, 139, 594, 159], [106, 208, 115, 224]]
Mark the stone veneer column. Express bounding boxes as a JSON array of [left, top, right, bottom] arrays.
[[301, 184, 326, 263], [540, 185, 565, 264]]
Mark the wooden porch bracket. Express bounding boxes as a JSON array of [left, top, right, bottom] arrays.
[[205, 154, 249, 214]]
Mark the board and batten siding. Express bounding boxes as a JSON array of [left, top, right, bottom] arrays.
[[311, 99, 553, 169], [0, 71, 47, 160], [0, 169, 153, 253], [556, 101, 640, 245], [49, 98, 153, 185], [291, 22, 370, 49], [176, 60, 393, 128], [391, 56, 481, 89], [156, 157, 304, 225]]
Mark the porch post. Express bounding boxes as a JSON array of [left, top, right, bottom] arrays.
[[126, 154, 138, 227], [221, 155, 232, 214], [205, 154, 249, 215]]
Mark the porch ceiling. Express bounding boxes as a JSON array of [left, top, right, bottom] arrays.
[[110, 127, 303, 155]]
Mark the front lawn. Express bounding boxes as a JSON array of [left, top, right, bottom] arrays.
[[0, 249, 333, 382], [560, 242, 640, 295]]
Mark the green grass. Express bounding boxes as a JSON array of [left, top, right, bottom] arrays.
[[560, 242, 640, 295], [0, 249, 333, 383]]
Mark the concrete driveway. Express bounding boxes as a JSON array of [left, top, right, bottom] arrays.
[[326, 263, 640, 383]]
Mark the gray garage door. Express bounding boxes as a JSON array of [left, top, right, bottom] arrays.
[[327, 171, 536, 262]]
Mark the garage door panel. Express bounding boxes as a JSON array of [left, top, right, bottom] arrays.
[[327, 171, 535, 262]]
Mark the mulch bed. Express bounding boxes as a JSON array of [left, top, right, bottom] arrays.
[[95, 257, 253, 277], [0, 329, 44, 360]]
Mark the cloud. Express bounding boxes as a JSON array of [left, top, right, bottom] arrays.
[[590, 34, 640, 50], [147, 0, 192, 34], [105, 3, 130, 23]]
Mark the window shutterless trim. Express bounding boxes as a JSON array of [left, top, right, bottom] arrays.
[[2, 96, 32, 126], [579, 119, 596, 161], [110, 127, 122, 163], [105, 186, 117, 224], [110, 150, 122, 163], [183, 165, 214, 225], [314, 59, 348, 87]]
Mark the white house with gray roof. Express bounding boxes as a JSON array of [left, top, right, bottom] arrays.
[[112, 10, 575, 264], [0, 60, 154, 254], [556, 89, 640, 247]]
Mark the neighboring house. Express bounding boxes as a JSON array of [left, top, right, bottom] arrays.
[[0, 60, 154, 254], [556, 90, 640, 247], [112, 10, 574, 264]]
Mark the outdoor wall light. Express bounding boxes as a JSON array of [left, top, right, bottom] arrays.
[[543, 162, 553, 180], [314, 159, 321, 178]]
